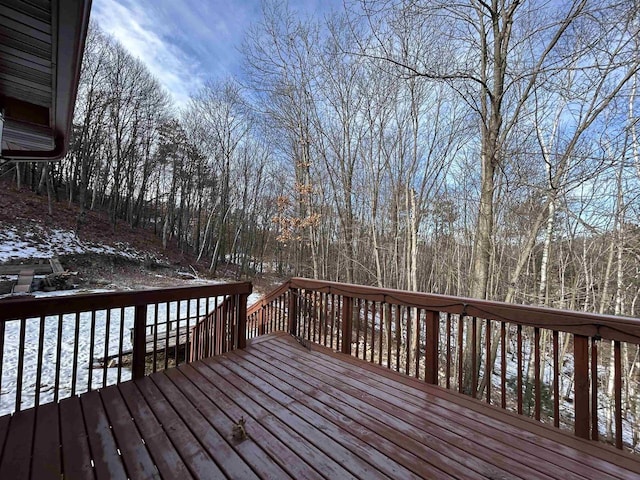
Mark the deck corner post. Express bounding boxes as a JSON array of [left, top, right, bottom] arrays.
[[237, 292, 248, 350], [425, 310, 439, 384], [288, 288, 299, 335], [132, 304, 147, 380], [574, 334, 590, 439], [341, 296, 354, 355]]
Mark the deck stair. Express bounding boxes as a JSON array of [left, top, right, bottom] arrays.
[[11, 269, 34, 294]]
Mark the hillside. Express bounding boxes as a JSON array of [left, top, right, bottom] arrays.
[[0, 180, 269, 293]]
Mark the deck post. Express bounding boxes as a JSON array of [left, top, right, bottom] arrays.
[[132, 305, 147, 380], [425, 310, 439, 384], [237, 293, 248, 349], [341, 296, 353, 355], [259, 305, 265, 336], [288, 288, 298, 335], [574, 334, 590, 439]]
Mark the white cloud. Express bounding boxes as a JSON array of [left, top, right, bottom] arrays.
[[92, 0, 209, 107], [90, 0, 345, 107]]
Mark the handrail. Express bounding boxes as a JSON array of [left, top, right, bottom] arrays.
[[288, 278, 640, 344], [0, 282, 252, 415], [0, 283, 252, 321], [252, 277, 640, 453]]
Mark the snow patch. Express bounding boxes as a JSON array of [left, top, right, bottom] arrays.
[[0, 224, 162, 263]]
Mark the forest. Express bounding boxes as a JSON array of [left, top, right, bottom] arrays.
[[3, 0, 640, 317]]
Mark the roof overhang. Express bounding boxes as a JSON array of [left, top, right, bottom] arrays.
[[0, 0, 92, 161]]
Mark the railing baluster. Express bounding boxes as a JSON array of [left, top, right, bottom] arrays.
[[54, 314, 63, 402], [175, 300, 181, 364], [0, 321, 4, 400], [414, 308, 421, 379], [88, 310, 96, 392], [164, 302, 170, 370], [553, 330, 559, 428], [289, 289, 298, 337], [116, 308, 124, 385], [103, 309, 111, 389], [486, 319, 491, 404], [446, 313, 451, 389], [457, 314, 464, 393], [193, 299, 200, 363], [16, 318, 26, 411], [405, 307, 411, 376], [614, 340, 622, 449], [472, 316, 478, 398], [186, 298, 191, 363], [71, 312, 81, 397], [330, 294, 335, 349], [35, 316, 45, 406], [355, 298, 361, 359], [534, 327, 541, 420], [372, 301, 378, 364], [395, 304, 400, 373], [590, 337, 598, 441], [314, 292, 319, 344], [362, 300, 368, 361], [387, 303, 392, 370], [153, 303, 159, 372], [501, 321, 506, 410], [517, 324, 523, 415]]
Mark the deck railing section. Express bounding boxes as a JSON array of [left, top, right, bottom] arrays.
[[247, 281, 291, 339], [0, 282, 251, 414], [249, 277, 640, 452]]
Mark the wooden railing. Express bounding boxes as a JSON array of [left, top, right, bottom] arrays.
[[248, 278, 640, 452], [0, 282, 251, 414]]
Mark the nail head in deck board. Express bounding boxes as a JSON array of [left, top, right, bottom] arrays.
[[134, 376, 226, 479], [99, 386, 160, 479], [80, 390, 127, 480], [0, 407, 34, 479], [30, 402, 61, 480], [59, 396, 94, 480], [117, 381, 193, 479], [150, 372, 261, 480]]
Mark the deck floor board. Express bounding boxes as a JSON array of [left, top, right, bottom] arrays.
[[1, 331, 639, 479], [30, 402, 61, 480]]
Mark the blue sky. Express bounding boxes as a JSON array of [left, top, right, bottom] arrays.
[[91, 0, 344, 106]]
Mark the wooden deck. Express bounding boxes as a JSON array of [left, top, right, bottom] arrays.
[[1, 332, 639, 479]]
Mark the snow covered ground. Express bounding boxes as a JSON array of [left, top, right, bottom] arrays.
[[0, 224, 161, 263]]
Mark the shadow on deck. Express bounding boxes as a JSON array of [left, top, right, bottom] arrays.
[[1, 332, 638, 479]]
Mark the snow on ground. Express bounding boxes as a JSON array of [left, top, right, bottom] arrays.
[[0, 224, 162, 263]]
